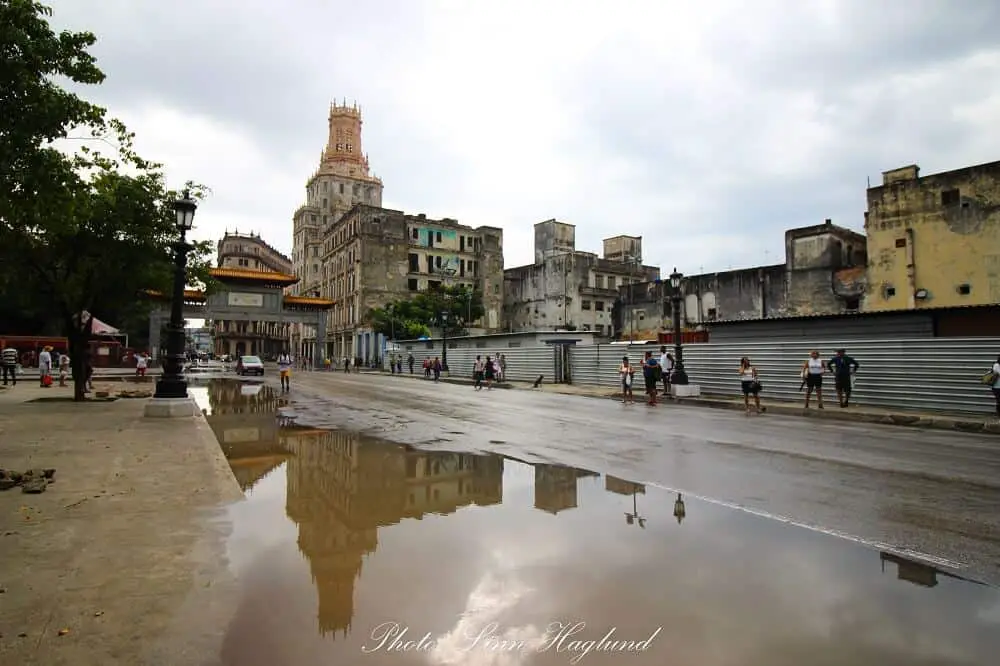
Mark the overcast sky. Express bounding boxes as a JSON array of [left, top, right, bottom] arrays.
[[46, 0, 1000, 274]]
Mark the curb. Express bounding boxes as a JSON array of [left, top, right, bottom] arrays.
[[382, 372, 514, 389], [523, 387, 1000, 436]]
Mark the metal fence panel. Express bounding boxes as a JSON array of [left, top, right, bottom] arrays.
[[573, 338, 1000, 414], [391, 345, 555, 382]]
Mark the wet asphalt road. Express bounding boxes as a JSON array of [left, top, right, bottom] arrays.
[[278, 370, 1000, 584]]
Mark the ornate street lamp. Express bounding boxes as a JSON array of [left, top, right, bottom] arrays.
[[153, 190, 197, 402], [673, 493, 686, 524], [669, 267, 689, 385]]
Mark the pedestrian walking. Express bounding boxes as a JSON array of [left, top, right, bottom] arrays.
[[619, 356, 635, 404], [987, 354, 1000, 417], [827, 348, 859, 408], [38, 346, 53, 388], [800, 350, 825, 409], [136, 351, 148, 378], [58, 351, 70, 387], [738, 356, 762, 415], [277, 351, 293, 391], [499, 354, 507, 382], [1, 344, 17, 386], [432, 357, 442, 382], [473, 355, 485, 390], [484, 355, 496, 389], [408, 353, 415, 374]]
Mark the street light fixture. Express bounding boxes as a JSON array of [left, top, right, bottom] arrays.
[[624, 492, 646, 529], [669, 267, 689, 385], [153, 190, 198, 402]]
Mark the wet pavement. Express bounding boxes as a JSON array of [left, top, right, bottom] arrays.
[[197, 379, 1000, 665]]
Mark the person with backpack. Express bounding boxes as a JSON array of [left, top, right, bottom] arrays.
[[642, 351, 661, 406]]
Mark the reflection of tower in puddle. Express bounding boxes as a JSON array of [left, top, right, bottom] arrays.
[[205, 381, 289, 492], [281, 429, 505, 638], [880, 552, 939, 588], [533, 464, 600, 514]]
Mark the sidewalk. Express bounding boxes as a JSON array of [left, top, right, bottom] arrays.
[[370, 369, 514, 389], [506, 382, 1000, 436], [0, 385, 243, 664]]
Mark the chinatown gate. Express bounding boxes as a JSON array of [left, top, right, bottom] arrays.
[[147, 267, 333, 367]]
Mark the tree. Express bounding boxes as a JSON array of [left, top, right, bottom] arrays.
[[367, 284, 485, 339], [0, 1, 214, 400]]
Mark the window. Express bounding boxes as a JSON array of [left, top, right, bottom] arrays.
[[436, 231, 442, 243], [428, 280, 441, 290], [582, 325, 592, 331], [607, 276, 616, 289], [494, 284, 500, 294], [435, 256, 442, 268], [596, 325, 604, 335], [895, 238, 906, 248], [426, 255, 433, 272], [322, 198, 328, 208], [595, 275, 604, 289], [595, 301, 605, 311], [885, 287, 896, 297], [339, 183, 345, 194], [411, 228, 418, 240], [958, 283, 971, 295], [707, 307, 717, 320], [460, 259, 466, 277], [460, 236, 466, 252], [407, 279, 418, 291], [346, 143, 353, 153], [408, 253, 419, 272], [941, 188, 960, 206], [581, 300, 592, 310]]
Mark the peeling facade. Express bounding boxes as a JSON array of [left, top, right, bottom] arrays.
[[217, 232, 292, 274], [864, 160, 1000, 311], [504, 220, 659, 336], [322, 205, 504, 360], [614, 221, 867, 338]]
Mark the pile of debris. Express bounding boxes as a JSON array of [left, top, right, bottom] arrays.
[[0, 468, 56, 494]]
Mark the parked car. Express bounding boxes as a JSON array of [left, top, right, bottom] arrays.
[[236, 355, 264, 376]]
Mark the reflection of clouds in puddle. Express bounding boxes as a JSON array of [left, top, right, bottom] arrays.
[[430, 551, 547, 666]]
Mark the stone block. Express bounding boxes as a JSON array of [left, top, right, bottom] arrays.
[[672, 384, 701, 398], [143, 397, 198, 419]]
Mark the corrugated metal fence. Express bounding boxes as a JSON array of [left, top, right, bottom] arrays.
[[390, 345, 555, 383], [571, 338, 1000, 414]]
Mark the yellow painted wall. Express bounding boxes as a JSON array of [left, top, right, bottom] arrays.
[[863, 163, 1000, 311]]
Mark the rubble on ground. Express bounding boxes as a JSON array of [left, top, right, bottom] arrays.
[[0, 468, 56, 494]]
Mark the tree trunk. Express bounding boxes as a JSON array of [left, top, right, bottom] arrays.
[[68, 332, 89, 402]]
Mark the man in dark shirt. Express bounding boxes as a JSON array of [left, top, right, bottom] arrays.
[[643, 351, 661, 406], [827, 348, 859, 408]]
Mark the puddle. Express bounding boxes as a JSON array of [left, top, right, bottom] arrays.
[[197, 380, 1000, 665]]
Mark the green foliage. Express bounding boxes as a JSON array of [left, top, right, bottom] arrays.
[[0, 1, 213, 399], [367, 284, 485, 339]]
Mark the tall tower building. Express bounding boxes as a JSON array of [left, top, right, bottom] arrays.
[[291, 100, 384, 298]]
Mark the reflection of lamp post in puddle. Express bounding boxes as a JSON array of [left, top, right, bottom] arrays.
[[625, 491, 646, 529], [673, 493, 686, 524]]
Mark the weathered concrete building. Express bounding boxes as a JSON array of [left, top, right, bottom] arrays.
[[217, 231, 293, 274], [613, 220, 867, 339], [504, 219, 659, 337], [863, 160, 1000, 311], [321, 205, 504, 361]]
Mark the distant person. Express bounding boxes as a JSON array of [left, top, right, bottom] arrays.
[[827, 348, 859, 408], [738, 356, 762, 415], [1, 344, 17, 386], [135, 351, 148, 378], [800, 350, 825, 409], [473, 355, 485, 390], [484, 355, 495, 389], [432, 356, 442, 382], [38, 346, 53, 388], [642, 351, 660, 406], [58, 352, 70, 387], [988, 354, 1000, 417], [277, 351, 293, 392], [408, 353, 415, 374], [499, 354, 507, 381], [619, 356, 635, 404]]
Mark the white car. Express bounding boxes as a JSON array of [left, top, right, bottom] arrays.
[[236, 355, 264, 376]]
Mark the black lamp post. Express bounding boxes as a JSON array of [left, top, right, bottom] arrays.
[[440, 311, 450, 373], [669, 267, 689, 385], [153, 190, 198, 400], [624, 491, 646, 529]]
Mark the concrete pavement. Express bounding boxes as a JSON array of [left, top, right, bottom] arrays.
[[283, 369, 1000, 584], [0, 385, 243, 665]]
